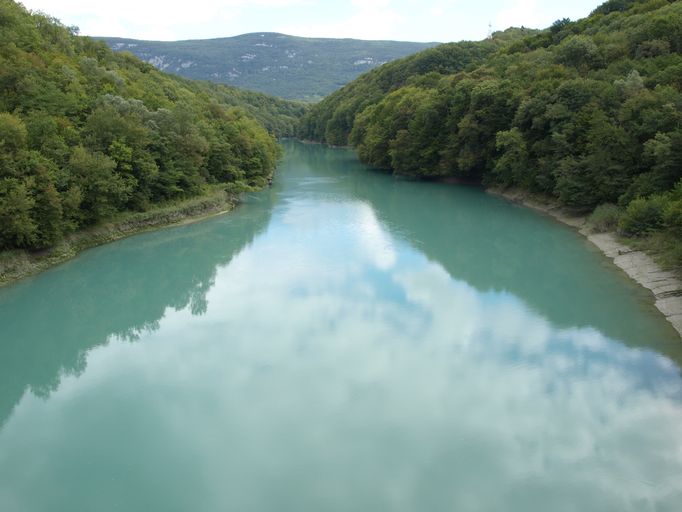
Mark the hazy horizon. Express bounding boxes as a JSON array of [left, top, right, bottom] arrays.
[[19, 0, 604, 43]]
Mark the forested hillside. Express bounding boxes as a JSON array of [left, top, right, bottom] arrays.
[[300, 0, 682, 265], [100, 34, 438, 101], [298, 27, 537, 145], [0, 0, 305, 252]]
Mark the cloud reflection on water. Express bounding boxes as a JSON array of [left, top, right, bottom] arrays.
[[1, 193, 681, 512]]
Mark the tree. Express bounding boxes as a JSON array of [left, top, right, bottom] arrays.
[[0, 0, 287, 252], [31, 164, 63, 247], [493, 128, 529, 187], [0, 178, 36, 249], [68, 146, 133, 223], [0, 112, 27, 178]]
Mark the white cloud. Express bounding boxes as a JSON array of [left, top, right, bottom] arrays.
[[277, 3, 404, 40], [355, 203, 397, 270], [19, 0, 310, 39], [495, 0, 543, 30], [3, 240, 682, 509], [17, 0, 604, 43], [351, 0, 391, 8], [2, 177, 682, 510]]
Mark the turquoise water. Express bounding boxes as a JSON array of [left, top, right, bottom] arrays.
[[1, 140, 681, 511]]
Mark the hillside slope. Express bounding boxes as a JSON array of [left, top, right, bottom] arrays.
[[300, 0, 682, 265], [0, 0, 305, 252], [298, 27, 536, 145], [99, 33, 439, 101]]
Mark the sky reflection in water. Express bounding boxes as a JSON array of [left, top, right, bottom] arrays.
[[0, 141, 681, 512]]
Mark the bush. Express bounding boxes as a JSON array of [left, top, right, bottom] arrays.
[[663, 197, 682, 237], [618, 195, 667, 236], [588, 203, 621, 232]]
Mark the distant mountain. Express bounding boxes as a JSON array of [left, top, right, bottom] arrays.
[[98, 33, 439, 101]]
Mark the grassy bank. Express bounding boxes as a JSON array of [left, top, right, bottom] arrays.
[[0, 186, 239, 288]]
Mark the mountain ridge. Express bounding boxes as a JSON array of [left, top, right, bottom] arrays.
[[98, 32, 440, 101]]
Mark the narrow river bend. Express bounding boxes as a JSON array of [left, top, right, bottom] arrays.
[[1, 141, 681, 511]]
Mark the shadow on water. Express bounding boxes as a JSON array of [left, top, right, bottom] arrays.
[[0, 188, 276, 427], [283, 141, 682, 360]]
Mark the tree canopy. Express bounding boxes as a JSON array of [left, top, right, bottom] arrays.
[[298, 0, 682, 260], [0, 0, 306, 251]]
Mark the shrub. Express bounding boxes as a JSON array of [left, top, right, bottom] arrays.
[[663, 197, 682, 238], [618, 195, 667, 236], [588, 203, 621, 232]]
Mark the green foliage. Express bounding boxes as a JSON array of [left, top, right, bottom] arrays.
[[587, 203, 622, 233], [301, 0, 682, 246], [298, 33, 520, 145], [494, 128, 528, 187], [618, 180, 682, 238], [663, 197, 682, 238], [619, 195, 667, 236], [68, 146, 133, 222], [0, 178, 36, 249], [592, 0, 635, 16], [0, 112, 27, 155], [0, 0, 299, 251], [27, 154, 64, 247], [556, 35, 602, 70]]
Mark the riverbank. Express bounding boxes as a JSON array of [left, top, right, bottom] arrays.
[[0, 188, 239, 288], [488, 187, 682, 338]]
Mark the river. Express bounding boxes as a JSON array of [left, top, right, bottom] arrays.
[[1, 140, 681, 511]]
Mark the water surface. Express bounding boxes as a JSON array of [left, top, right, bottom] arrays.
[[1, 141, 681, 511]]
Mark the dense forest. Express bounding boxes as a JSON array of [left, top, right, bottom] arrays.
[[299, 0, 682, 265], [0, 0, 306, 252]]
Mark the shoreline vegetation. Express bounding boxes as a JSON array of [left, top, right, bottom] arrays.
[[2, 0, 680, 342], [2, 139, 680, 340], [0, 186, 239, 288], [296, 0, 682, 338], [0, 1, 298, 264], [302, 135, 682, 337], [489, 187, 682, 337]]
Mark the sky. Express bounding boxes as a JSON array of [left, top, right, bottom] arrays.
[[18, 0, 606, 42]]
